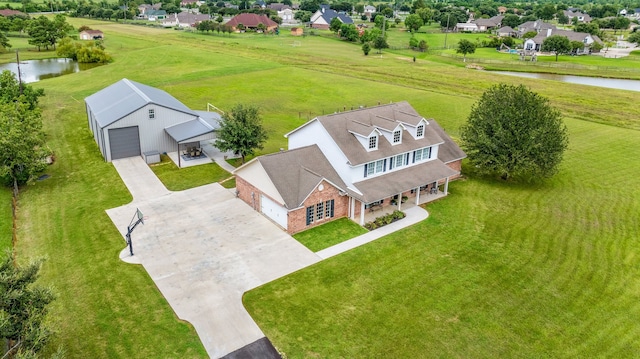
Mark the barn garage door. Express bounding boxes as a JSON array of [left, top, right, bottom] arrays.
[[109, 126, 141, 160], [261, 195, 288, 230]]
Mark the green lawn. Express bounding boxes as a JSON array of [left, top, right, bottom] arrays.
[[149, 154, 231, 191], [293, 218, 368, 252], [1, 19, 639, 358], [245, 117, 640, 357]]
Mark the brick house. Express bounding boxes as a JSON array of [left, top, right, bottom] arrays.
[[234, 102, 465, 234]]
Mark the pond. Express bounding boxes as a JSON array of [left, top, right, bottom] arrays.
[[0, 58, 102, 83], [494, 71, 640, 92]]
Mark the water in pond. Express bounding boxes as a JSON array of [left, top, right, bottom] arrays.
[[494, 71, 640, 92], [0, 58, 101, 83]]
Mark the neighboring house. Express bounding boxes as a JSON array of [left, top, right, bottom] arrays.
[[0, 9, 27, 17], [497, 6, 507, 14], [563, 10, 591, 23], [268, 3, 289, 12], [524, 28, 601, 53], [145, 9, 167, 21], [364, 5, 376, 17], [85, 79, 221, 164], [454, 22, 478, 32], [497, 25, 516, 37], [138, 3, 162, 15], [253, 0, 266, 9], [180, 0, 203, 7], [79, 30, 104, 40], [472, 15, 503, 31], [234, 102, 466, 234], [278, 8, 294, 23], [517, 20, 555, 37], [225, 13, 279, 32], [310, 5, 353, 29], [162, 12, 211, 27], [290, 27, 303, 36]]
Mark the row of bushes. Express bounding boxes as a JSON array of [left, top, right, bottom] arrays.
[[364, 210, 406, 231]]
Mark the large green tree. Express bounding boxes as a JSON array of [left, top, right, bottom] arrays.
[[460, 84, 568, 181], [214, 104, 267, 164], [0, 252, 57, 358], [541, 35, 571, 61], [456, 39, 476, 62], [404, 14, 423, 33], [628, 31, 640, 45], [0, 70, 47, 188]]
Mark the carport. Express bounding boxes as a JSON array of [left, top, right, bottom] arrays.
[[164, 111, 220, 168]]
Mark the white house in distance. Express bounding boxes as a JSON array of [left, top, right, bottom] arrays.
[[85, 79, 221, 166], [234, 102, 465, 234], [310, 4, 353, 29], [79, 29, 104, 40], [524, 28, 602, 53]]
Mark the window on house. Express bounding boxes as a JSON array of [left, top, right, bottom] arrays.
[[364, 159, 386, 178], [306, 206, 314, 225], [316, 202, 324, 221], [325, 199, 334, 218], [414, 147, 432, 163], [148, 109, 155, 119], [368, 135, 377, 149], [393, 129, 401, 143], [416, 124, 424, 138], [394, 153, 406, 169]]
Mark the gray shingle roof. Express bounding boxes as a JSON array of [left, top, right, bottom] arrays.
[[314, 102, 446, 166], [316, 5, 353, 24], [352, 159, 458, 203], [428, 120, 466, 163], [256, 145, 348, 209], [84, 78, 196, 128]]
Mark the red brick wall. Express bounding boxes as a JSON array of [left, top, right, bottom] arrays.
[[446, 159, 463, 180], [288, 180, 349, 234], [235, 175, 263, 211]]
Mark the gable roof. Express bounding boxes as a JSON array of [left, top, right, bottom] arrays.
[[84, 78, 197, 128], [81, 30, 103, 35], [226, 13, 278, 28], [497, 26, 515, 33], [530, 28, 599, 45], [313, 5, 353, 25], [238, 145, 348, 209], [298, 102, 445, 166]]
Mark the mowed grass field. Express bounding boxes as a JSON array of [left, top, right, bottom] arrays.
[[0, 18, 639, 357]]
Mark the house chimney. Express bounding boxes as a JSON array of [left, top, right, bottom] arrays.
[[547, 28, 552, 37]]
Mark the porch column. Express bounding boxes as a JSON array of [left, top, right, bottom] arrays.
[[349, 197, 354, 220], [444, 177, 449, 195], [359, 201, 365, 225], [415, 187, 420, 205], [397, 193, 402, 211]]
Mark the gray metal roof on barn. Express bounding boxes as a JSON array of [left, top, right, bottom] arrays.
[[165, 117, 216, 143], [85, 78, 197, 128]]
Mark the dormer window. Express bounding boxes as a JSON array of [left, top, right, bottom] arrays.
[[393, 129, 401, 144], [368, 135, 377, 149], [148, 109, 155, 119], [416, 124, 424, 138]]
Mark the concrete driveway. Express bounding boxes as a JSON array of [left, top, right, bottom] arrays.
[[106, 158, 320, 358]]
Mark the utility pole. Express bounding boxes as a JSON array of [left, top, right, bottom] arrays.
[[444, 12, 450, 49]]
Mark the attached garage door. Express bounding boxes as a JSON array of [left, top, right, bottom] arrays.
[[109, 126, 141, 160], [261, 195, 288, 230]]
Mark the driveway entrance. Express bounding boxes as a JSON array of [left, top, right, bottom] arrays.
[[107, 158, 320, 358]]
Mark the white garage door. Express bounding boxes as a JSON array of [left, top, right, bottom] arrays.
[[261, 195, 287, 230], [109, 126, 141, 160]]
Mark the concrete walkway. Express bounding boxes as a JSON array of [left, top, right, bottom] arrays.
[[201, 142, 238, 173], [316, 206, 429, 259], [112, 157, 170, 202]]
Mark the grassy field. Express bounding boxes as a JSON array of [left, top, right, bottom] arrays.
[[0, 18, 639, 358], [293, 218, 368, 252]]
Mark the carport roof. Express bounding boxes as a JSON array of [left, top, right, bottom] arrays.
[[165, 117, 218, 143], [85, 78, 197, 128]]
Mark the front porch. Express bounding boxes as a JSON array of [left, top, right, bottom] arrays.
[[362, 187, 446, 224]]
